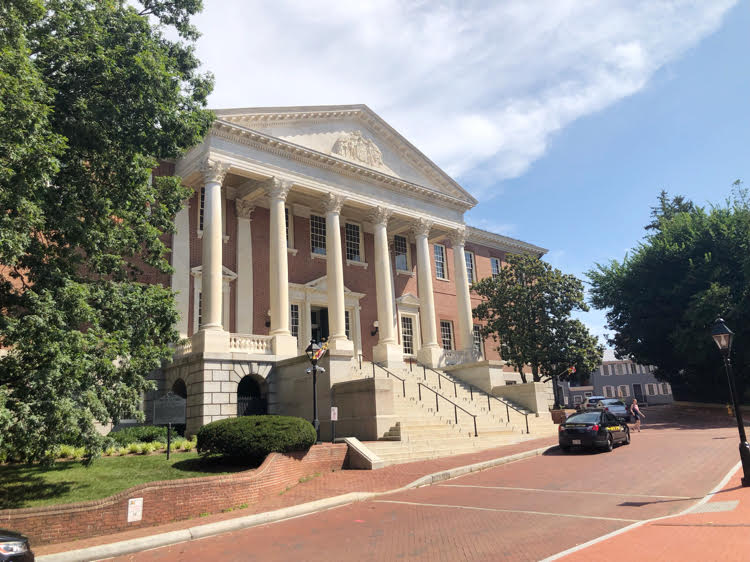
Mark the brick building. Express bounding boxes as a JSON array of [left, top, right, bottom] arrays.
[[153, 105, 548, 438]]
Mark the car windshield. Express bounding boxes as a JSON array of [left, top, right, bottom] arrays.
[[565, 412, 601, 424], [586, 397, 605, 403], [600, 400, 625, 406]]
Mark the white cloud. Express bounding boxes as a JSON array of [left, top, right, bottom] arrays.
[[192, 0, 736, 196]]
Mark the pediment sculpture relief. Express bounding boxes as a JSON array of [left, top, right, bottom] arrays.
[[331, 131, 386, 169]]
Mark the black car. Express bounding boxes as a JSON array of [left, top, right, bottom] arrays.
[[558, 410, 630, 452], [0, 529, 33, 561]]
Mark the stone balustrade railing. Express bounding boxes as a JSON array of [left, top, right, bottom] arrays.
[[173, 339, 193, 357], [442, 349, 483, 366], [229, 334, 274, 354]]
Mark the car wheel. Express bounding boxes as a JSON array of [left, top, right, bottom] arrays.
[[623, 427, 631, 445], [603, 434, 614, 453]]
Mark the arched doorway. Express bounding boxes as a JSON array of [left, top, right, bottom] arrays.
[[237, 376, 266, 416], [172, 378, 187, 399]]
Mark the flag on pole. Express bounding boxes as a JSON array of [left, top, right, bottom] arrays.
[[567, 366, 576, 374]]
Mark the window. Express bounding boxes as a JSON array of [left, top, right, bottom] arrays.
[[345, 222, 362, 262], [345, 310, 351, 340], [310, 215, 326, 255], [440, 321, 454, 350], [285, 208, 293, 248], [661, 383, 671, 395], [584, 391, 593, 397], [473, 325, 483, 358], [401, 316, 414, 355], [394, 235, 409, 271], [604, 385, 615, 398], [491, 257, 501, 278], [197, 292, 202, 329], [464, 251, 476, 283], [616, 364, 624, 375], [645, 383, 656, 396], [290, 304, 299, 338], [199, 187, 205, 231], [617, 385, 630, 397], [573, 395, 583, 405], [602, 365, 611, 376], [434, 244, 447, 279]]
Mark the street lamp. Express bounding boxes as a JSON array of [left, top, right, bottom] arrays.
[[711, 317, 750, 487], [305, 340, 324, 443]]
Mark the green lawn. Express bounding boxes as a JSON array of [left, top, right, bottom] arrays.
[[0, 452, 258, 509]]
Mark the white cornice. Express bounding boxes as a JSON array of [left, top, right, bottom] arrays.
[[209, 119, 475, 212], [466, 226, 547, 256]]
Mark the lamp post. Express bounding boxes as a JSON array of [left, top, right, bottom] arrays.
[[711, 317, 750, 487], [305, 340, 323, 443]]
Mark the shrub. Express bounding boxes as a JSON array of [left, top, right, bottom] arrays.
[[58, 445, 76, 459], [118, 447, 129, 456], [197, 416, 316, 461], [104, 446, 117, 457], [181, 439, 194, 451], [109, 426, 168, 446], [128, 443, 142, 454], [72, 447, 85, 461]]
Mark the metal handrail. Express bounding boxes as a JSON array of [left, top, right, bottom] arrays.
[[419, 363, 530, 433], [369, 361, 407, 397], [417, 382, 478, 437]]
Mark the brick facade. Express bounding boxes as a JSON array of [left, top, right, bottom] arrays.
[[0, 444, 347, 546]]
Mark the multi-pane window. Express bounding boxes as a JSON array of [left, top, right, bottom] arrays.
[[394, 235, 409, 271], [285, 208, 290, 247], [573, 395, 582, 404], [401, 316, 414, 355], [345, 223, 361, 262], [310, 215, 326, 255], [440, 321, 454, 350], [434, 244, 447, 279], [473, 325, 483, 357], [602, 365, 611, 376], [491, 257, 501, 278], [344, 310, 351, 340], [645, 383, 656, 396], [197, 292, 202, 328], [199, 187, 205, 231], [617, 385, 630, 397], [464, 251, 476, 283], [661, 383, 670, 395], [290, 304, 299, 338], [604, 385, 615, 398]]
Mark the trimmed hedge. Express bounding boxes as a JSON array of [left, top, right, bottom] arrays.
[[109, 426, 168, 446], [197, 415, 316, 461]]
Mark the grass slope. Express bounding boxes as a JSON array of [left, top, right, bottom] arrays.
[[0, 452, 257, 509]]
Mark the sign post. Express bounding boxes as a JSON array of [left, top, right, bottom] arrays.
[[154, 392, 186, 460], [330, 406, 338, 444]]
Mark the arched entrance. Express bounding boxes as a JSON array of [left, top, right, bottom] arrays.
[[237, 376, 266, 416], [172, 378, 187, 399]]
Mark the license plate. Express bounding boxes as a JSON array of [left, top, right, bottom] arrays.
[[572, 439, 581, 445]]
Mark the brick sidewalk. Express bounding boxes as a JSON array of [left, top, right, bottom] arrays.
[[35, 436, 556, 557]]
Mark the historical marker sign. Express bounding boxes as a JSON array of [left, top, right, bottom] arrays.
[[153, 392, 186, 426], [330, 406, 338, 421], [127, 497, 143, 522]]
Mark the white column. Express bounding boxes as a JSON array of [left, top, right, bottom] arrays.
[[370, 207, 402, 365], [171, 200, 191, 339], [451, 228, 474, 353], [235, 199, 254, 334], [324, 193, 353, 354], [199, 158, 229, 331], [413, 218, 441, 367], [263, 177, 297, 357]]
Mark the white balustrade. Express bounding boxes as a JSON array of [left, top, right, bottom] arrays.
[[229, 334, 274, 354]]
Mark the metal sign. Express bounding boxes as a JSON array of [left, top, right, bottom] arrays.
[[153, 392, 186, 425], [127, 497, 143, 522], [330, 406, 338, 421]]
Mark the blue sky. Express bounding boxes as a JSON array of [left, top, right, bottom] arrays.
[[191, 0, 746, 346]]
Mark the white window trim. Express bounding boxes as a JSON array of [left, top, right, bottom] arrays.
[[191, 265, 237, 334], [472, 324, 484, 359], [344, 220, 368, 268], [491, 257, 501, 278], [465, 250, 476, 283], [440, 320, 454, 350], [196, 188, 229, 243], [573, 395, 583, 404], [617, 385, 631, 398], [310, 214, 327, 256], [285, 206, 295, 250], [399, 312, 420, 357], [393, 234, 412, 274], [434, 243, 448, 280]]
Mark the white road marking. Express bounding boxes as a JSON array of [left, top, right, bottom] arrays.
[[374, 500, 641, 523], [439, 484, 692, 500], [540, 460, 742, 561]]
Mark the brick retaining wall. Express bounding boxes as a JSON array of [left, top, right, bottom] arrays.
[[0, 444, 347, 546]]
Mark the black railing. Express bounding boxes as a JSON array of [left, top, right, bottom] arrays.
[[371, 361, 407, 397], [419, 363, 530, 433], [417, 382, 478, 437]]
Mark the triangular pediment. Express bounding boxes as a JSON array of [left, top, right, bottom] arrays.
[[396, 292, 421, 307], [303, 275, 355, 296], [214, 105, 476, 206]]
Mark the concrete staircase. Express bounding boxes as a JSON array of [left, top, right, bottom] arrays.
[[357, 360, 556, 465]]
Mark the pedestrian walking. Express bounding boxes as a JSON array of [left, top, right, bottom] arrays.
[[630, 398, 645, 431]]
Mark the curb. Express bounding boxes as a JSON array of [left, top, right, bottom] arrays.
[[37, 445, 551, 561]]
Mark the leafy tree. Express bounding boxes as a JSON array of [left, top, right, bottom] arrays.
[[0, 0, 214, 462], [587, 185, 750, 403], [473, 254, 603, 383]]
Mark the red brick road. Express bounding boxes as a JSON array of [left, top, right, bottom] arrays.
[[110, 406, 742, 562]]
